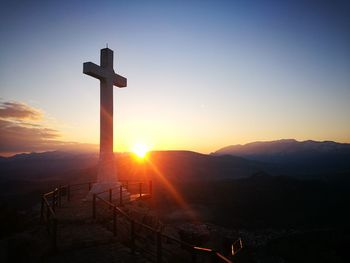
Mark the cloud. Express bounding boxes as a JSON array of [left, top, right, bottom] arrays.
[[0, 101, 43, 120], [0, 100, 97, 156]]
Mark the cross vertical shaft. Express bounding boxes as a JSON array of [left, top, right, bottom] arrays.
[[83, 48, 127, 183], [100, 49, 114, 161]]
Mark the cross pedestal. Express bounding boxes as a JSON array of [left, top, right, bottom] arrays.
[[83, 48, 130, 200]]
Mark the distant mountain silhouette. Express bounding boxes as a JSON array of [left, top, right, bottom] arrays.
[[118, 150, 266, 181], [0, 151, 98, 181], [213, 139, 350, 176], [0, 150, 266, 183], [2, 141, 349, 183]]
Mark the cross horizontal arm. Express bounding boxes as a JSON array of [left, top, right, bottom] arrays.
[[83, 62, 127, 88], [114, 74, 127, 88], [83, 62, 106, 80]]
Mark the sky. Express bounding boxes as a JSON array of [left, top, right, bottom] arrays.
[[1, 0, 350, 156]]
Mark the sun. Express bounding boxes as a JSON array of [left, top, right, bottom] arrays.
[[131, 143, 150, 158]]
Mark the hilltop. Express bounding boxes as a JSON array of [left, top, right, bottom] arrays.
[[213, 139, 350, 177]]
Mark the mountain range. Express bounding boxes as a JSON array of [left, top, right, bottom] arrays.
[[213, 139, 350, 177], [0, 150, 264, 183], [1, 139, 349, 183], [214, 139, 350, 159]]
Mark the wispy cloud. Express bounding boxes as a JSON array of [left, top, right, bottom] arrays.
[[0, 100, 97, 156], [0, 101, 43, 121]]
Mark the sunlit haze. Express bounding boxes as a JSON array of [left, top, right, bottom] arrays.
[[1, 0, 350, 156], [132, 143, 150, 159]]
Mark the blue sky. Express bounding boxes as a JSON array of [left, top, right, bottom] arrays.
[[0, 0, 349, 155]]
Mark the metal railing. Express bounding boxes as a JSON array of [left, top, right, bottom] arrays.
[[41, 180, 243, 262], [40, 181, 95, 251], [92, 180, 152, 216], [92, 181, 241, 263], [231, 238, 243, 256], [40, 189, 58, 251]]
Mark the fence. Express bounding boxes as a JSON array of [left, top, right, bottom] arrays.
[[41, 180, 243, 262], [40, 181, 95, 251], [92, 181, 240, 263], [40, 189, 58, 251]]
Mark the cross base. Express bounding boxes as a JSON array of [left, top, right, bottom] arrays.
[[97, 153, 118, 182]]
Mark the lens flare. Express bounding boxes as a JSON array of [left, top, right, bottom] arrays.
[[145, 157, 197, 221]]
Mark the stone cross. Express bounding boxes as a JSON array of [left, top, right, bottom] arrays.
[[83, 48, 127, 183]]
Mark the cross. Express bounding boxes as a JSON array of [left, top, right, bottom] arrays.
[[83, 48, 127, 182]]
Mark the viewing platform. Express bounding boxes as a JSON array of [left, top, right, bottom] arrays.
[[40, 181, 241, 263]]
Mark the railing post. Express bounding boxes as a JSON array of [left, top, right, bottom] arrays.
[[149, 180, 153, 197], [52, 218, 57, 252], [67, 185, 71, 201], [119, 185, 123, 206], [113, 206, 117, 236], [109, 188, 112, 207], [58, 185, 62, 208], [52, 189, 56, 212], [131, 219, 135, 254], [92, 194, 96, 219], [139, 182, 142, 197], [40, 195, 44, 222], [88, 182, 92, 191], [157, 231, 162, 263], [46, 204, 50, 223]]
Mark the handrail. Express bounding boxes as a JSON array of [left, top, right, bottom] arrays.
[[95, 195, 131, 220], [216, 252, 233, 263], [40, 180, 242, 262], [137, 220, 157, 232], [40, 181, 94, 252], [193, 246, 212, 252], [92, 181, 237, 263], [115, 205, 130, 219], [44, 191, 55, 197], [43, 197, 56, 217], [94, 181, 149, 196], [41, 188, 58, 252]]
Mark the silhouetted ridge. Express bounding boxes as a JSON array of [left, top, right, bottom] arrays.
[[214, 139, 350, 157]]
